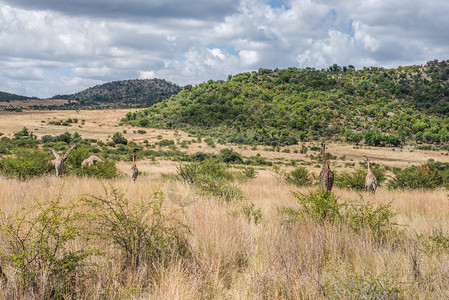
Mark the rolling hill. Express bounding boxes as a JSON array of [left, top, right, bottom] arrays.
[[124, 60, 449, 147], [54, 78, 182, 108], [0, 91, 35, 101]]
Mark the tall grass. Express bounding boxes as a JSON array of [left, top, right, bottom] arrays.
[[0, 169, 448, 298]]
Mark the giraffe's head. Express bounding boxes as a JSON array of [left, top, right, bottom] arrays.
[[363, 157, 371, 164]]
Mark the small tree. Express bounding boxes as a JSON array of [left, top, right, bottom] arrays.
[[0, 149, 49, 179], [1, 199, 92, 298], [285, 166, 312, 187], [112, 132, 128, 145], [81, 188, 188, 270]]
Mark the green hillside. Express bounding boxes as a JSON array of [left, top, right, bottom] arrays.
[[124, 60, 449, 147], [55, 78, 182, 107], [0, 91, 34, 101]]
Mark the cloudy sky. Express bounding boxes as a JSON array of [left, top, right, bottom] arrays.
[[0, 0, 448, 98]]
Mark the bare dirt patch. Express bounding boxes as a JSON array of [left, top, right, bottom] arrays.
[[0, 99, 71, 108]]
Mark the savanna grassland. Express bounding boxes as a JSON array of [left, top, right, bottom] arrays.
[[1, 109, 449, 299]]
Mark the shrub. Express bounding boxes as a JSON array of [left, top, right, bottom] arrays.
[[285, 190, 398, 242], [420, 229, 449, 253], [287, 189, 344, 224], [335, 169, 366, 190], [1, 199, 92, 298], [242, 166, 257, 179], [336, 167, 386, 190], [177, 159, 244, 201], [388, 165, 440, 189], [158, 139, 175, 147], [112, 132, 128, 145], [241, 203, 262, 224], [81, 188, 188, 270], [204, 137, 216, 148], [244, 154, 272, 166], [331, 269, 403, 299], [73, 160, 121, 179], [64, 147, 91, 169], [285, 166, 312, 187], [219, 148, 243, 164], [190, 151, 212, 162], [0, 149, 49, 179], [344, 198, 398, 242], [13, 127, 29, 139]]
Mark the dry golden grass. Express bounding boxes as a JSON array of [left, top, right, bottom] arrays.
[[0, 167, 448, 299], [1, 109, 449, 298]]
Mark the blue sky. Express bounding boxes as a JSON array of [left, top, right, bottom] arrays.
[[0, 0, 448, 98]]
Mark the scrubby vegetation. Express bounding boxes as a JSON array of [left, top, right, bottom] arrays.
[[388, 160, 449, 189], [176, 159, 248, 201], [335, 165, 387, 191], [54, 79, 182, 108], [125, 60, 449, 147], [0, 91, 34, 101], [1, 164, 448, 298]]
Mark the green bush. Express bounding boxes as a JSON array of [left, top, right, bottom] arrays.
[[335, 169, 367, 190], [420, 229, 449, 253], [112, 132, 128, 145], [62, 148, 120, 179], [73, 160, 121, 179], [241, 202, 262, 224], [344, 198, 397, 242], [388, 164, 440, 190], [204, 137, 216, 148], [331, 269, 403, 299], [285, 190, 398, 242], [1, 199, 92, 298], [285, 166, 312, 187], [190, 151, 212, 162], [177, 159, 244, 201], [242, 166, 257, 179], [81, 188, 188, 269], [64, 147, 91, 169], [0, 149, 49, 179], [158, 139, 175, 147], [288, 189, 344, 224], [336, 167, 386, 190], [219, 148, 243, 164]]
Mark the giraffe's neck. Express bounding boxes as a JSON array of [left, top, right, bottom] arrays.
[[49, 148, 60, 159], [367, 160, 371, 173], [61, 145, 76, 161], [322, 147, 328, 168]]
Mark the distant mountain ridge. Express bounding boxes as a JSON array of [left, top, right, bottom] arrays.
[[0, 91, 35, 101], [54, 78, 182, 107]]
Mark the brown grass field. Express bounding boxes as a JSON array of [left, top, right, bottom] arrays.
[[1, 110, 449, 299]]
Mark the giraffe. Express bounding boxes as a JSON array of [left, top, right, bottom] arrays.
[[130, 152, 138, 183], [364, 157, 378, 194], [48, 144, 77, 176], [319, 143, 334, 191], [81, 154, 104, 168]]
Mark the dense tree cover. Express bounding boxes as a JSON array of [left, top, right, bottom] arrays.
[[124, 60, 449, 146]]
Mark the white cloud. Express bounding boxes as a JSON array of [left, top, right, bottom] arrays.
[[0, 0, 448, 97], [139, 71, 156, 79], [239, 50, 260, 67]]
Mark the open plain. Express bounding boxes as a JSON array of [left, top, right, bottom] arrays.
[[1, 109, 449, 299]]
